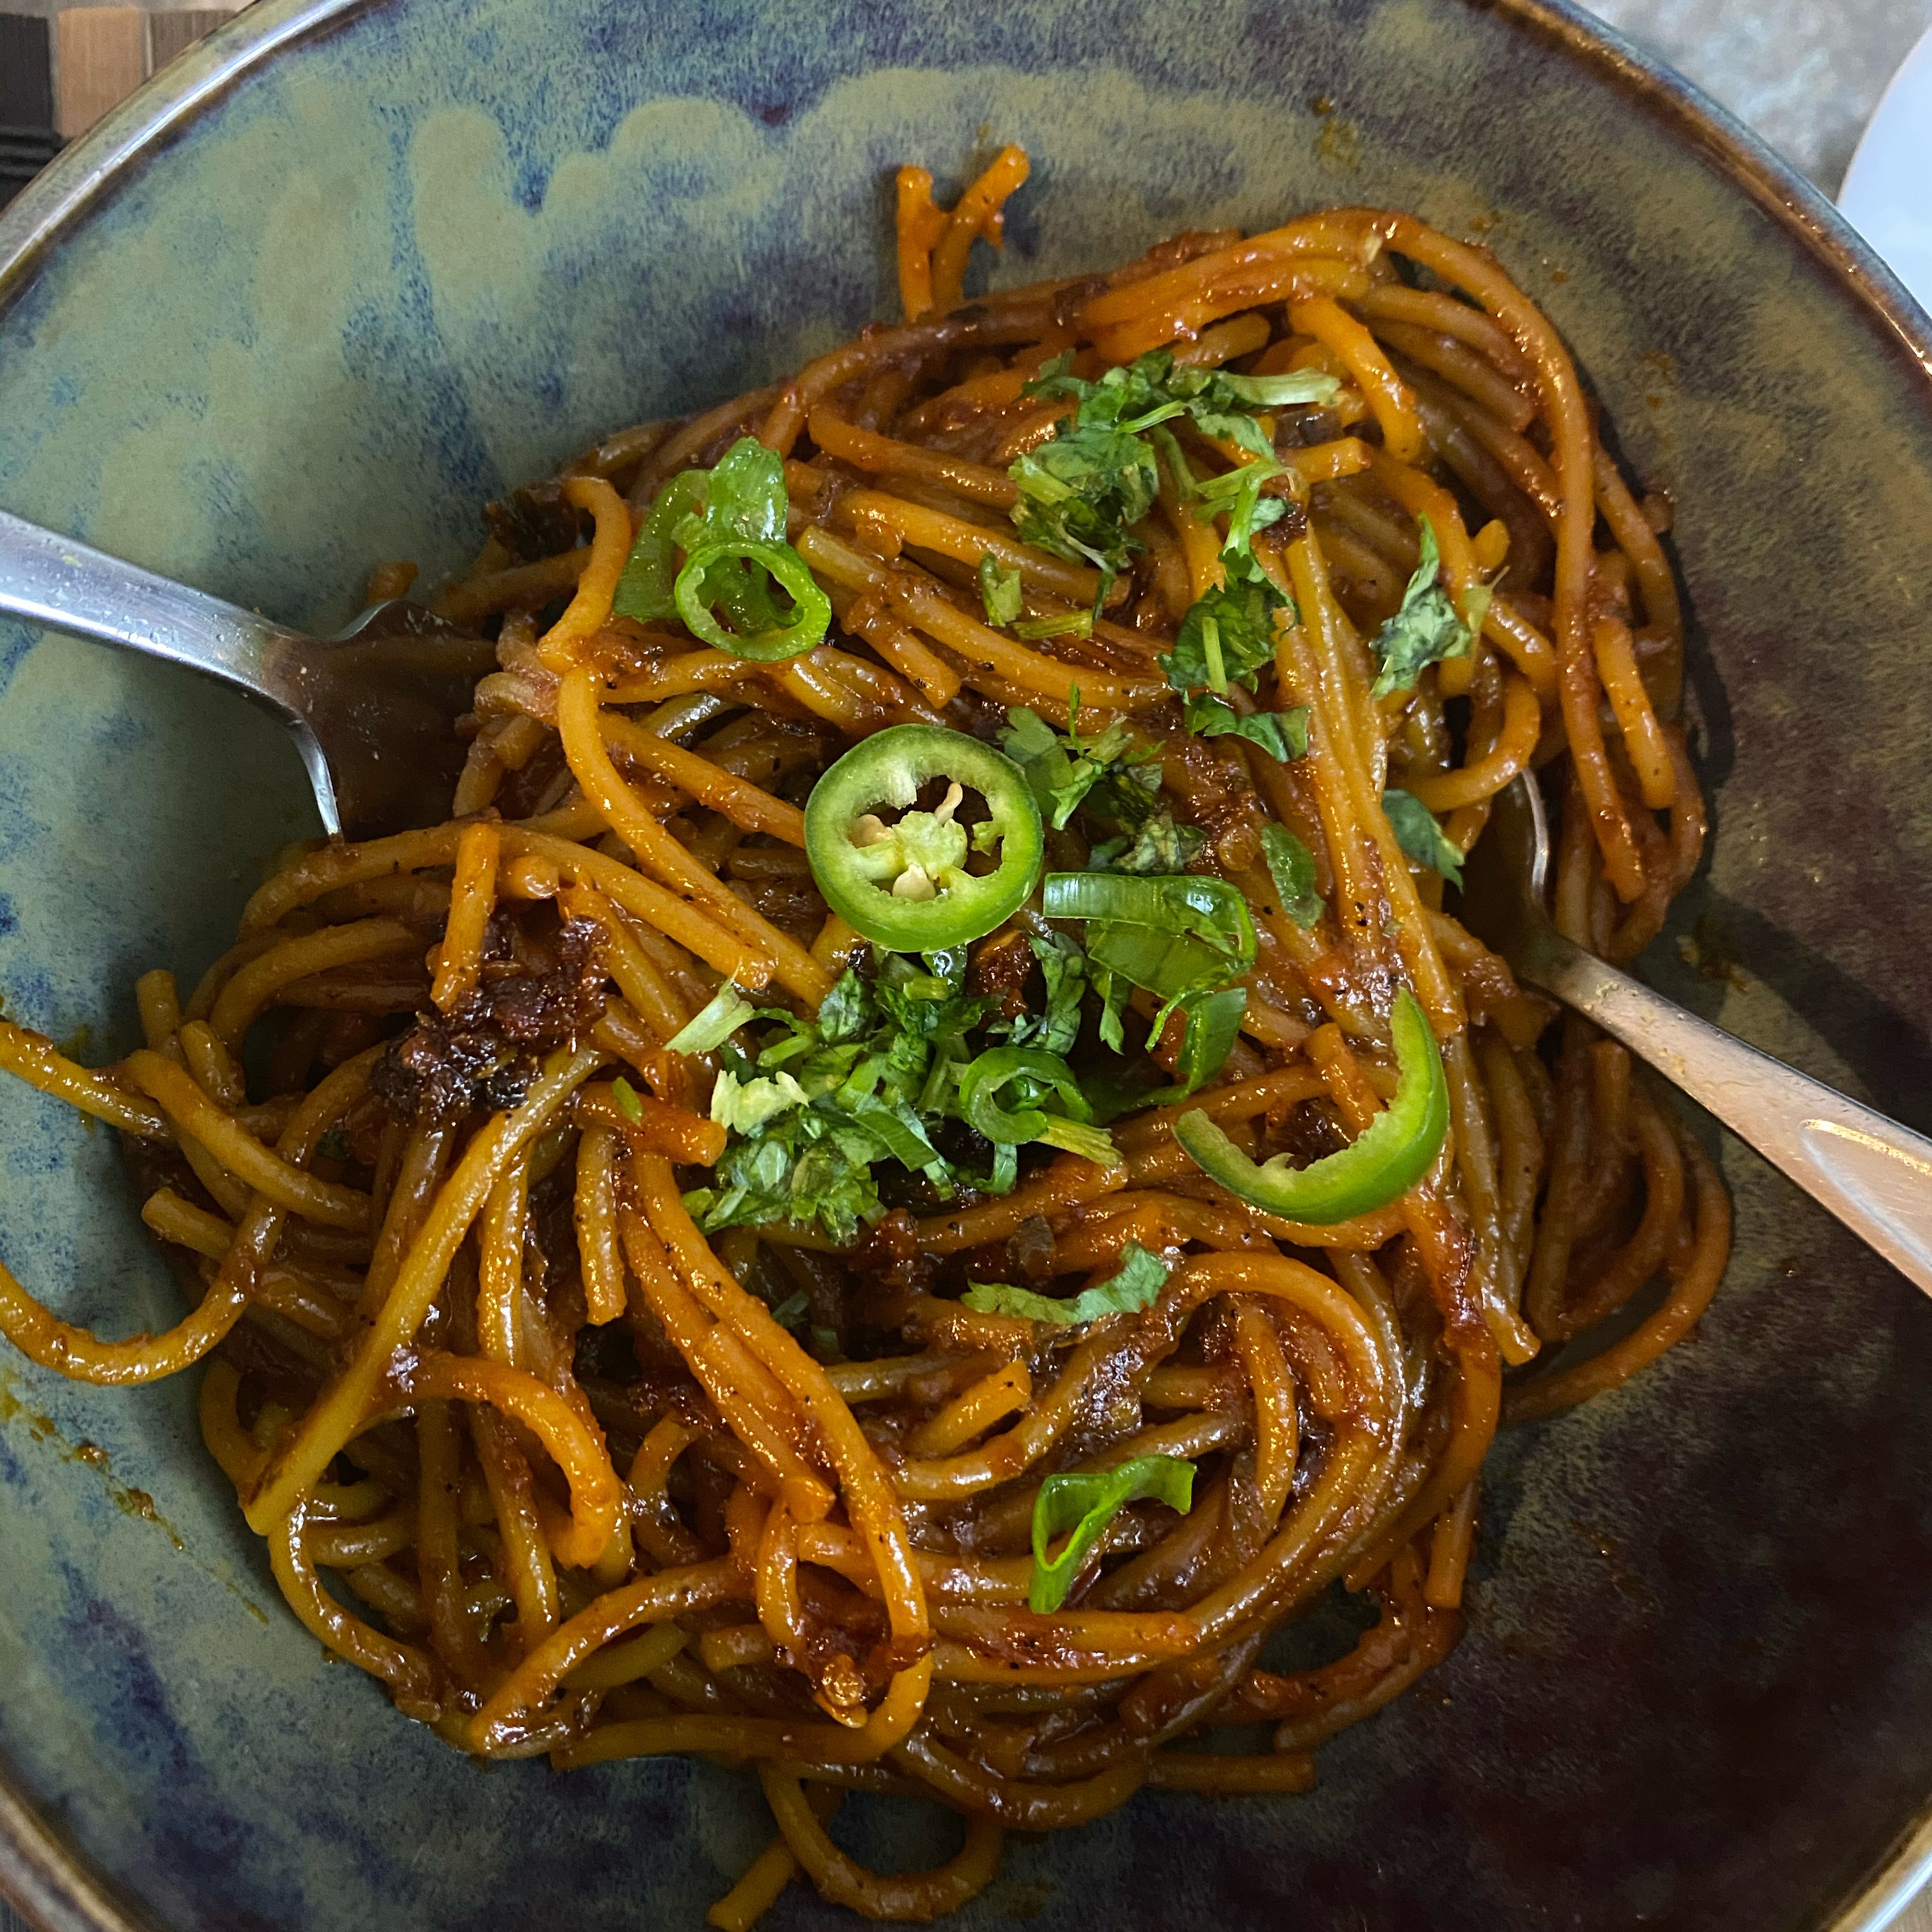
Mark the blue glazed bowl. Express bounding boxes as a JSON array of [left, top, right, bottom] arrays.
[[6, 2, 1932, 1927]]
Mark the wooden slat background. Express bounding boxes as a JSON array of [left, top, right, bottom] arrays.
[[0, 0, 238, 187], [51, 5, 145, 136]]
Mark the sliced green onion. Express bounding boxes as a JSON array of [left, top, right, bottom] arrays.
[[675, 537, 831, 662], [667, 984, 756, 1055], [1172, 986, 1247, 1094], [1041, 871, 1255, 969], [612, 470, 708, 623], [1083, 923, 1231, 1007]]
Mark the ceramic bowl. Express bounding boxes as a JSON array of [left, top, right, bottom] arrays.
[[5, 1, 1932, 1926]]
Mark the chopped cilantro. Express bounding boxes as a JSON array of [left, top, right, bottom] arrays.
[[610, 1076, 645, 1124], [1027, 350, 1340, 446], [1182, 691, 1309, 761], [963, 1242, 1169, 1325], [1162, 572, 1307, 764], [1185, 450, 1293, 555], [1161, 575, 1282, 698], [1383, 788, 1465, 889], [1008, 349, 1337, 617], [1370, 515, 1478, 700], [685, 964, 970, 1247], [1008, 423, 1160, 615], [1003, 929, 1089, 1057], [978, 552, 1023, 627], [997, 701, 1156, 833], [1090, 807, 1205, 876], [1260, 825, 1325, 930], [687, 946, 1115, 1248], [815, 970, 874, 1045]]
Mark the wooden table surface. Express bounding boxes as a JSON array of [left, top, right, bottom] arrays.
[[3, 0, 1931, 1927]]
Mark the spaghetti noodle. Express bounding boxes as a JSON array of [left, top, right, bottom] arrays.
[[0, 149, 1726, 1923]]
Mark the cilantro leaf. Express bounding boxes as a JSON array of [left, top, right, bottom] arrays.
[[1189, 407, 1279, 463], [1090, 808, 1205, 876], [815, 969, 874, 1045], [610, 1076, 645, 1123], [1182, 691, 1308, 761], [997, 704, 1151, 832], [1192, 458, 1291, 556], [1161, 575, 1282, 698], [1029, 352, 1340, 444], [874, 951, 990, 1042], [1370, 516, 1477, 700], [978, 552, 1023, 627], [1008, 425, 1159, 612], [1025, 352, 1188, 434], [1009, 350, 1331, 618], [1006, 930, 1088, 1056], [1213, 368, 1345, 410], [963, 1242, 1169, 1325], [996, 705, 1061, 766], [1084, 755, 1163, 833], [1383, 788, 1465, 889], [1260, 825, 1325, 930]]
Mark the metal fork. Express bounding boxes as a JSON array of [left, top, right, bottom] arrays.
[[1459, 774, 1932, 1299], [0, 507, 496, 838]]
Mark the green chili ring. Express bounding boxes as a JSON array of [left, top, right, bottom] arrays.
[[1029, 1456, 1196, 1612], [1174, 985, 1448, 1222], [612, 469, 708, 624], [674, 537, 831, 662], [803, 726, 1044, 952]]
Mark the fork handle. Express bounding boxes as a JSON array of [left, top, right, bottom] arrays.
[[0, 506, 311, 702], [1527, 928, 1932, 1298], [0, 506, 345, 829]]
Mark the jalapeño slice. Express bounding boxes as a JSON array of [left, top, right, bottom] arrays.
[[804, 726, 1044, 952]]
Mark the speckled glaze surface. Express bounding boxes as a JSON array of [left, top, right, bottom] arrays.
[[4, 1, 1932, 1927]]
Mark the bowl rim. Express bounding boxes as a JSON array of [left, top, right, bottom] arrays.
[[3, 0, 1931, 1926]]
